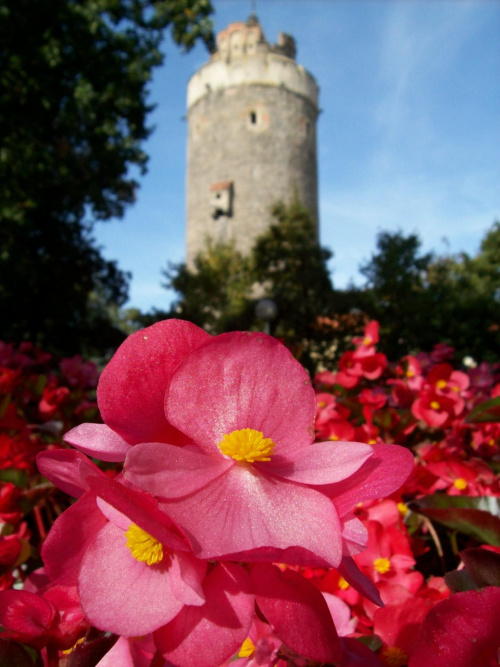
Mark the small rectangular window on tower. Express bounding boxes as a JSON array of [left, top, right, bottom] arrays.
[[250, 111, 257, 125]]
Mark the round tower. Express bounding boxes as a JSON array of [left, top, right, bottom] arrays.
[[185, 15, 319, 266]]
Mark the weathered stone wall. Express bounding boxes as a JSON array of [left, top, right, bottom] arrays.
[[185, 21, 319, 266]]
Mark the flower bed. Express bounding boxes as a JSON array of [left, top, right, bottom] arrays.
[[0, 322, 498, 667]]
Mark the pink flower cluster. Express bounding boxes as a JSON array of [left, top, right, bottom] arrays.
[[0, 321, 413, 666]]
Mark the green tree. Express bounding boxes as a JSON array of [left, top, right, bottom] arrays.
[[164, 238, 254, 334], [425, 222, 500, 361], [163, 198, 335, 372], [359, 230, 434, 356], [250, 198, 334, 342], [0, 0, 213, 354]]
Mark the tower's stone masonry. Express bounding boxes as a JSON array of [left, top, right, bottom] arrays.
[[186, 17, 319, 266]]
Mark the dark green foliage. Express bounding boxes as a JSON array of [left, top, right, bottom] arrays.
[[251, 199, 334, 341], [0, 0, 213, 354], [164, 238, 255, 334], [163, 198, 335, 371], [357, 224, 500, 361]]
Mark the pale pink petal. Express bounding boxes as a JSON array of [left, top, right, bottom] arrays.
[[323, 444, 415, 516], [165, 332, 316, 458], [96, 637, 155, 667], [98, 320, 210, 445], [36, 450, 106, 498], [251, 563, 340, 663], [337, 556, 383, 607], [87, 476, 191, 553], [96, 637, 135, 667], [154, 563, 253, 667], [341, 514, 369, 557], [260, 441, 373, 485], [160, 465, 343, 567], [78, 523, 183, 637], [124, 442, 233, 499], [168, 552, 206, 607], [322, 592, 357, 637], [42, 491, 106, 586], [63, 423, 132, 462]]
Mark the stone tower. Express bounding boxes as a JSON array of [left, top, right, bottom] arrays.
[[185, 15, 319, 266]]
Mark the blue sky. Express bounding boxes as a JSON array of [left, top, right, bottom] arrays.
[[94, 0, 500, 312]]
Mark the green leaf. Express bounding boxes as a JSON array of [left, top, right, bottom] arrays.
[[0, 468, 28, 488], [465, 396, 500, 423], [409, 495, 500, 546]]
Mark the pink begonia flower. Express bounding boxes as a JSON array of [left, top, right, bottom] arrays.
[[41, 475, 208, 638], [123, 330, 413, 570], [63, 320, 210, 461], [409, 587, 500, 667]]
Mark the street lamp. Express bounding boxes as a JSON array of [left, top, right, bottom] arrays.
[[255, 299, 278, 335]]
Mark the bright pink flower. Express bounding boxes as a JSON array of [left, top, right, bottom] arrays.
[[353, 321, 380, 349], [123, 331, 413, 568], [411, 391, 458, 427], [409, 587, 500, 667], [41, 476, 207, 638]]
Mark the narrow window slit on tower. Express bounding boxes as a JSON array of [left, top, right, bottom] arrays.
[[250, 111, 257, 125]]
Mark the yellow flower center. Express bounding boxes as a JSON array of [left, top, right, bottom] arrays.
[[453, 477, 468, 491], [488, 438, 496, 447], [380, 646, 408, 667], [338, 576, 350, 590], [238, 638, 256, 658], [125, 524, 164, 566], [329, 435, 339, 441], [374, 557, 391, 574], [436, 379, 447, 390], [217, 428, 275, 463], [363, 337, 372, 346], [397, 502, 409, 517], [430, 400, 441, 410], [406, 369, 415, 378]]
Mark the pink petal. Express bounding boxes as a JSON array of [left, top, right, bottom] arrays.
[[168, 552, 207, 607], [78, 523, 184, 637], [341, 514, 369, 557], [323, 444, 415, 517], [63, 423, 132, 462], [409, 587, 500, 667], [87, 476, 191, 553], [124, 442, 233, 499], [42, 491, 106, 586], [96, 637, 136, 667], [165, 332, 316, 458], [98, 320, 210, 445], [260, 441, 373, 485], [36, 450, 106, 497], [251, 563, 340, 663], [154, 563, 253, 667], [337, 556, 383, 607], [160, 465, 343, 567]]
